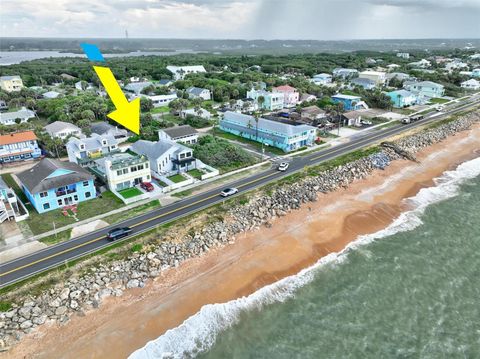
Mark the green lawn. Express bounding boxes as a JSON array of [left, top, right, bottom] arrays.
[[118, 187, 143, 199], [429, 97, 450, 104], [168, 174, 187, 183], [213, 130, 285, 155], [150, 106, 170, 114], [23, 191, 123, 235], [155, 179, 168, 187], [103, 200, 161, 225], [187, 168, 204, 179], [39, 229, 72, 246]]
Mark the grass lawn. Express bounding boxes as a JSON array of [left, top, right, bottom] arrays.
[[213, 130, 285, 155], [150, 106, 170, 114], [429, 97, 450, 104], [103, 199, 161, 225], [119, 187, 143, 199], [168, 174, 187, 183], [155, 179, 168, 187], [24, 191, 123, 235], [187, 168, 204, 179], [39, 229, 72, 246], [172, 189, 194, 198]]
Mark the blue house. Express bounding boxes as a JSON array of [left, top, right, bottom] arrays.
[[386, 90, 418, 108], [219, 111, 316, 152], [331, 94, 369, 111], [17, 158, 95, 213]]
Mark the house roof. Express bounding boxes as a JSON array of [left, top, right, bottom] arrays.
[[161, 125, 198, 139], [0, 75, 21, 81], [222, 111, 315, 137], [43, 91, 61, 99], [17, 158, 93, 194], [67, 133, 118, 152], [407, 81, 444, 89], [302, 105, 325, 115], [351, 78, 376, 86], [313, 73, 332, 78], [462, 79, 480, 85], [0, 131, 37, 146], [131, 140, 189, 160], [90, 122, 127, 136], [332, 94, 362, 100], [0, 108, 36, 122], [186, 87, 208, 96], [273, 85, 297, 92], [45, 121, 81, 134], [124, 81, 152, 93], [166, 65, 206, 73], [158, 79, 172, 85]]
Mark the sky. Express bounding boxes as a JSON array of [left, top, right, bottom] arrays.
[[1, 0, 479, 39]]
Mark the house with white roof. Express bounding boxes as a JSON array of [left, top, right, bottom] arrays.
[[219, 111, 316, 152], [179, 108, 212, 120], [358, 71, 386, 86], [461, 79, 480, 90], [124, 81, 153, 95], [332, 68, 358, 79], [42, 91, 61, 99], [146, 93, 178, 107], [0, 107, 36, 126], [166, 65, 207, 80], [404, 81, 445, 98], [408, 59, 431, 68], [66, 133, 120, 167], [45, 121, 82, 140], [75, 81, 94, 91], [310, 73, 332, 85]]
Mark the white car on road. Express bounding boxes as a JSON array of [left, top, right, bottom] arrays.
[[277, 162, 289, 172], [220, 187, 239, 197]]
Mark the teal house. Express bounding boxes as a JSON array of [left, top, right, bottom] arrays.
[[219, 111, 316, 152], [331, 94, 369, 111], [386, 90, 418, 108], [404, 81, 445, 98], [17, 158, 96, 213]]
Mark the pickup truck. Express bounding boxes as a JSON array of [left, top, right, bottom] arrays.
[[402, 114, 424, 124]]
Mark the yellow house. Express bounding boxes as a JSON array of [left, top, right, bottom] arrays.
[[0, 76, 24, 92]]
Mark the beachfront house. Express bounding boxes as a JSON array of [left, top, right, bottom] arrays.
[[386, 90, 418, 108], [17, 158, 96, 214], [0, 107, 36, 126], [90, 152, 151, 192], [461, 79, 480, 90], [0, 131, 42, 164], [219, 111, 316, 152], [246, 89, 284, 111], [331, 94, 369, 111], [0, 76, 24, 92], [0, 177, 29, 223]]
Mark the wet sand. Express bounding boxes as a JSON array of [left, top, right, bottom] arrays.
[[4, 124, 480, 359]]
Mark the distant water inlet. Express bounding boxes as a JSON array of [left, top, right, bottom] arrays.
[[129, 157, 480, 359]]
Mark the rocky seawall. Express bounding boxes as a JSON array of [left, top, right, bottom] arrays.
[[1, 111, 479, 350]]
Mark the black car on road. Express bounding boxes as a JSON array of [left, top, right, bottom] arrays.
[[107, 227, 132, 240]]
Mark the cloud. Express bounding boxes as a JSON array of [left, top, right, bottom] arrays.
[[0, 0, 479, 39]]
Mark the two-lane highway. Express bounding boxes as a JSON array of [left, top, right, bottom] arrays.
[[1, 99, 479, 288]]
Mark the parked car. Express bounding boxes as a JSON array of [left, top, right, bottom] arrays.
[[435, 104, 445, 111], [107, 227, 132, 241], [220, 187, 239, 197], [277, 162, 289, 171], [360, 119, 372, 125], [140, 182, 154, 192]]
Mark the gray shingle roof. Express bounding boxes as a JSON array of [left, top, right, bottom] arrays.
[[161, 125, 198, 139], [0, 108, 35, 123], [0, 76, 21, 81], [186, 87, 207, 96], [45, 121, 80, 134], [17, 158, 94, 194], [130, 140, 189, 160]]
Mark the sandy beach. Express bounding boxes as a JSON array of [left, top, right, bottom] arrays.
[[4, 124, 480, 359]]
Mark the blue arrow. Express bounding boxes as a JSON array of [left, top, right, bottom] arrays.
[[80, 43, 105, 62]]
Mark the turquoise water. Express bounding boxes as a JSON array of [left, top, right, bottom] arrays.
[[130, 157, 480, 359]]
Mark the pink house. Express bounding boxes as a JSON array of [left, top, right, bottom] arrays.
[[273, 85, 300, 107]]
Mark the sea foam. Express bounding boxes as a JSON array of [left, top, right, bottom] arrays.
[[129, 157, 480, 359]]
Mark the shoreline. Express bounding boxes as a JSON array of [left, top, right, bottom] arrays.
[[4, 122, 480, 359]]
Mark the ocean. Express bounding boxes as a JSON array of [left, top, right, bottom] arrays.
[[130, 157, 480, 359]]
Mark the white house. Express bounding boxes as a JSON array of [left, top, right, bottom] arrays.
[[179, 108, 212, 120], [461, 79, 480, 90], [0, 76, 24, 92], [186, 87, 211, 101], [75, 81, 93, 91], [124, 81, 153, 95], [42, 91, 61, 99], [66, 133, 119, 166], [358, 71, 386, 85], [131, 139, 197, 176], [45, 121, 82, 140], [92, 152, 151, 192], [310, 73, 332, 85], [158, 125, 199, 145], [396, 52, 410, 59], [0, 107, 36, 126], [166, 65, 206, 80], [445, 60, 469, 71], [408, 59, 431, 68], [146, 93, 178, 107]]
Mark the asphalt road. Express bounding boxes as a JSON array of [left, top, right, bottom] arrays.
[[1, 99, 479, 288]]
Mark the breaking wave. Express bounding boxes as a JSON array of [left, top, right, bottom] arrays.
[[129, 157, 480, 359]]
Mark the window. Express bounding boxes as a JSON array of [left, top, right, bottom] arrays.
[[117, 170, 122, 176], [131, 166, 137, 172], [58, 199, 63, 206], [138, 165, 144, 170], [40, 191, 48, 198], [83, 181, 89, 186], [123, 168, 128, 174], [145, 163, 149, 169], [85, 192, 91, 198], [74, 195, 78, 201], [43, 203, 50, 210]]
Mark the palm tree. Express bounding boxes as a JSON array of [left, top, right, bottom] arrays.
[[257, 95, 265, 111], [254, 113, 260, 140]]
